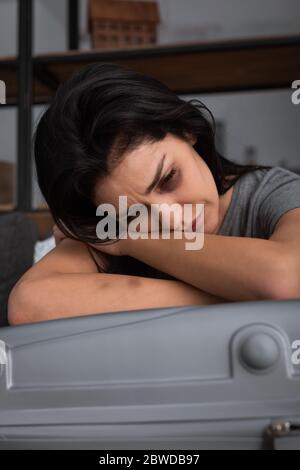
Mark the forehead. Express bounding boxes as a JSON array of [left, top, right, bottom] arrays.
[[114, 139, 160, 183], [94, 133, 187, 206], [94, 138, 164, 205]]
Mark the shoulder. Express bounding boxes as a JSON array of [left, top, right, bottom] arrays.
[[253, 166, 300, 238], [263, 165, 300, 184], [235, 166, 300, 196], [217, 166, 300, 238], [253, 165, 300, 198]]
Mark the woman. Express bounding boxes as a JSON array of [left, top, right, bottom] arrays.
[[8, 63, 300, 325]]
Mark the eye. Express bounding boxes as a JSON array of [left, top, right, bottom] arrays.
[[160, 168, 177, 191]]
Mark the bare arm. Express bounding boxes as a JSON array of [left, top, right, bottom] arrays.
[[123, 233, 291, 302], [8, 238, 228, 325]]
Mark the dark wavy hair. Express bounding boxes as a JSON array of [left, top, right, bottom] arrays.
[[33, 62, 272, 278]]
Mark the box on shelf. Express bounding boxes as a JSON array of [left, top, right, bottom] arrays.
[[88, 0, 160, 49]]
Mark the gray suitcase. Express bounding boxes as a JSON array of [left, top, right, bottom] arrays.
[[1, 299, 300, 450]]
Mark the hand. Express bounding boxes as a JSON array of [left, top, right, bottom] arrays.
[[88, 237, 130, 257], [53, 221, 129, 256]]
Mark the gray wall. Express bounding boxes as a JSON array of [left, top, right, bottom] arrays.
[[183, 89, 300, 169], [158, 0, 300, 43], [0, 0, 299, 205]]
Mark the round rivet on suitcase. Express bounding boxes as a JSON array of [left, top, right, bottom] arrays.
[[239, 333, 280, 373]]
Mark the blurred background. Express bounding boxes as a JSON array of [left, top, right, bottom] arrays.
[[0, 0, 299, 214]]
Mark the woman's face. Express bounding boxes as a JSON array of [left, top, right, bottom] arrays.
[[94, 133, 226, 235]]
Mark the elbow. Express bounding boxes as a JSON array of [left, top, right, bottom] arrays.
[[260, 254, 300, 301], [8, 280, 40, 326]]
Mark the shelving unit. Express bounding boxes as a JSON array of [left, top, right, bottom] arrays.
[[0, 0, 80, 215], [1, 34, 300, 105], [0, 0, 299, 229]]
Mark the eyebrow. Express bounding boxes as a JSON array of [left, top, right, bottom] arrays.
[[143, 153, 167, 195]]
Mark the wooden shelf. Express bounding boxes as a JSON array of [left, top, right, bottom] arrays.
[[1, 34, 300, 104]]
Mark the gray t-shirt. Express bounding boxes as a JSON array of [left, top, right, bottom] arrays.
[[217, 166, 300, 239]]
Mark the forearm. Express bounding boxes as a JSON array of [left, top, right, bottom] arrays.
[[125, 233, 286, 301], [8, 239, 227, 325], [8, 272, 226, 325]]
